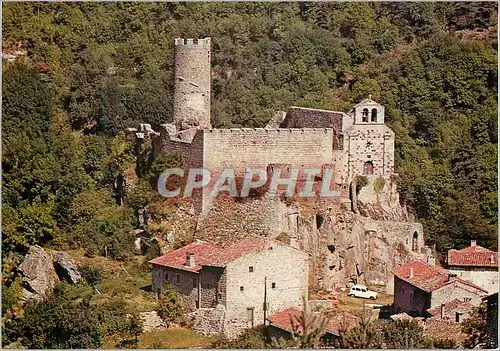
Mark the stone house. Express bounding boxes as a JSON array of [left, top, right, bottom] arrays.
[[392, 260, 488, 317], [149, 236, 308, 337], [483, 292, 498, 348], [426, 298, 475, 323], [447, 240, 498, 294], [266, 307, 358, 346]]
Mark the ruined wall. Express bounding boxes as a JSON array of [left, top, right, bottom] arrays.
[[200, 266, 224, 308], [280, 107, 344, 150], [223, 243, 308, 338], [173, 38, 211, 130]]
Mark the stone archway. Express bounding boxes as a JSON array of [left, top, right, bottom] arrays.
[[363, 161, 374, 175]]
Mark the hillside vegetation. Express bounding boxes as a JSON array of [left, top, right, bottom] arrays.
[[2, 4, 498, 345]]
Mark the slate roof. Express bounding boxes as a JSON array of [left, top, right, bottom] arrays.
[[149, 236, 281, 272], [447, 244, 498, 268], [267, 307, 358, 337], [392, 260, 487, 293], [427, 299, 475, 319]]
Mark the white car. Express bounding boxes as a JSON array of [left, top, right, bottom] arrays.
[[348, 284, 378, 300]]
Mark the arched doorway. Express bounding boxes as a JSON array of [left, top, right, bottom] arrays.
[[363, 161, 374, 175], [412, 232, 418, 252]]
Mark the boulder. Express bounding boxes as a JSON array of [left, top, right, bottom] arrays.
[[53, 251, 82, 284], [19, 246, 58, 301]]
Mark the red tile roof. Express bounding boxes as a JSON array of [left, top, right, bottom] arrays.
[[267, 307, 358, 337], [392, 260, 488, 293], [423, 318, 467, 345], [447, 245, 498, 268], [208, 236, 271, 267], [427, 299, 475, 319], [149, 241, 223, 272], [149, 236, 282, 272]]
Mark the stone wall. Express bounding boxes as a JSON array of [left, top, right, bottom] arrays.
[[223, 242, 309, 338], [280, 107, 345, 150], [393, 277, 430, 316], [200, 266, 224, 308], [344, 124, 395, 179], [448, 267, 499, 294], [431, 282, 486, 308], [203, 128, 334, 174], [152, 265, 199, 310]]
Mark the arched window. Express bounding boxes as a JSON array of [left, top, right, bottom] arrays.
[[362, 108, 369, 122], [371, 108, 377, 122], [412, 232, 418, 252], [363, 161, 374, 175]]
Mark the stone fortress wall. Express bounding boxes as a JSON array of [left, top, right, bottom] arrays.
[[203, 128, 334, 174], [130, 37, 435, 296]]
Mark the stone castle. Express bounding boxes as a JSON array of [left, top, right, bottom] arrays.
[[133, 37, 395, 215], [131, 37, 434, 294]]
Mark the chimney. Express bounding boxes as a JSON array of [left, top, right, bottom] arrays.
[[409, 267, 414, 279], [440, 303, 446, 319], [490, 255, 495, 264], [471, 240, 477, 247], [186, 253, 195, 268]]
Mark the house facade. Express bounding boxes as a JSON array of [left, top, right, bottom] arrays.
[[447, 240, 498, 294], [392, 260, 488, 317], [149, 236, 308, 337]]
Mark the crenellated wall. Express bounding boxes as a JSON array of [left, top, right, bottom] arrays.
[[203, 128, 334, 174]]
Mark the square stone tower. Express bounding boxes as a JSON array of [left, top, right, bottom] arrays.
[[173, 38, 212, 131], [344, 97, 395, 179]]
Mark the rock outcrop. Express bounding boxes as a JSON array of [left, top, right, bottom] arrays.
[[53, 251, 82, 284], [19, 246, 58, 301], [139, 311, 167, 332]]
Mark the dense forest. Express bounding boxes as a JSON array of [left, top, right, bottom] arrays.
[[1, 4, 498, 344]]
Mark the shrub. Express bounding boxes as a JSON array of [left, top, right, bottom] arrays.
[[374, 177, 386, 194], [355, 175, 369, 194], [157, 284, 186, 326], [211, 326, 269, 349]]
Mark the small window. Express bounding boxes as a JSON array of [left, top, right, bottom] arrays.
[[249, 266, 254, 273], [271, 282, 276, 289], [192, 277, 197, 288], [165, 273, 169, 281], [176, 274, 180, 283], [240, 286, 244, 292]]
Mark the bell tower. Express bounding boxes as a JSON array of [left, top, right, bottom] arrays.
[[173, 38, 212, 131]]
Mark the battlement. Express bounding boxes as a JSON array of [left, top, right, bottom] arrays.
[[207, 128, 333, 134], [174, 37, 211, 47]]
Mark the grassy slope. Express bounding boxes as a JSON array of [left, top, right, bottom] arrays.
[[68, 250, 213, 348]]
